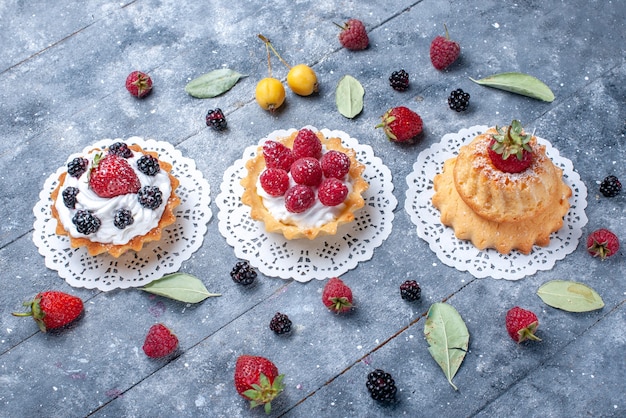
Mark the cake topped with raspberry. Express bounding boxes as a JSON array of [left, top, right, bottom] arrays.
[[50, 139, 180, 257], [241, 128, 369, 240]]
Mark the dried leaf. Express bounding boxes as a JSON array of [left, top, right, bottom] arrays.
[[185, 68, 246, 98], [537, 280, 604, 312], [335, 75, 364, 118], [141, 273, 221, 303], [424, 303, 469, 390], [469, 72, 555, 102]]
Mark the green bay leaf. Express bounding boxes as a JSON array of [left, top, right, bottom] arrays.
[[141, 273, 221, 303], [335, 75, 364, 118], [424, 302, 469, 390], [469, 72, 555, 102], [185, 68, 246, 98], [537, 280, 604, 312]]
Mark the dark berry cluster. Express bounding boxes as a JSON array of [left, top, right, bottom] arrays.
[[113, 208, 134, 229], [137, 155, 161, 176], [599, 175, 621, 197], [399, 280, 421, 301], [137, 186, 163, 209], [206, 108, 228, 131], [389, 69, 409, 91], [448, 88, 470, 112], [366, 369, 397, 402], [62, 187, 79, 209], [269, 312, 292, 335], [67, 157, 89, 178], [230, 261, 256, 285], [72, 210, 101, 234], [108, 142, 133, 158]]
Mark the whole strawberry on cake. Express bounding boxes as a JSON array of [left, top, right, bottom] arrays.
[[432, 120, 572, 254], [241, 128, 369, 240], [50, 139, 180, 257]]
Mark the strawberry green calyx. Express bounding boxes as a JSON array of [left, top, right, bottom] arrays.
[[327, 296, 353, 312], [516, 320, 542, 343], [243, 372, 285, 414], [491, 119, 532, 160], [12, 295, 47, 332]]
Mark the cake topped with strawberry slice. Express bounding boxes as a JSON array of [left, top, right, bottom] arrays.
[[50, 139, 180, 257], [241, 128, 369, 240]]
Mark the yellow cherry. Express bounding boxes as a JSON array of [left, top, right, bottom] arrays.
[[287, 64, 319, 96], [255, 77, 286, 111]]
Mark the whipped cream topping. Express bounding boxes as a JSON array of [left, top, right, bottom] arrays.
[[54, 146, 172, 245]]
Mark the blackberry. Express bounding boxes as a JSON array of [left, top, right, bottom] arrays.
[[137, 155, 161, 176], [599, 175, 621, 197], [366, 369, 397, 402], [448, 88, 470, 112], [113, 208, 134, 229], [399, 280, 421, 301], [137, 186, 163, 209], [269, 312, 292, 335], [206, 108, 227, 131], [389, 69, 409, 91], [72, 210, 101, 234], [62, 187, 79, 209], [230, 261, 256, 285], [108, 142, 133, 158], [67, 157, 89, 178]]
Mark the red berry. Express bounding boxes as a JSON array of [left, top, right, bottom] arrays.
[[291, 157, 323, 186], [234, 355, 284, 414], [505, 306, 541, 343], [318, 178, 348, 206], [125, 71, 153, 98], [429, 25, 460, 70], [320, 150, 351, 179], [337, 18, 369, 51], [88, 153, 141, 198], [259, 168, 290, 196], [263, 140, 295, 172], [12, 291, 84, 332], [322, 277, 353, 313], [142, 323, 179, 358], [587, 228, 620, 260], [376, 106, 423, 143], [487, 138, 533, 173], [284, 185, 315, 213], [487, 121, 534, 173], [292, 128, 322, 159]]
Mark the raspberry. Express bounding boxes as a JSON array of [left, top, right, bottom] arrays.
[[320, 150, 351, 179], [125, 71, 153, 98], [263, 140, 295, 172], [108, 142, 133, 158], [430, 25, 460, 70], [290, 157, 322, 187], [448, 89, 470, 112], [142, 323, 178, 358], [269, 312, 292, 335], [230, 261, 257, 285], [587, 228, 620, 260], [72, 210, 101, 235], [137, 186, 163, 209], [113, 208, 134, 229], [337, 18, 369, 51], [399, 280, 421, 301], [206, 108, 227, 131], [366, 369, 397, 402], [292, 128, 322, 159], [389, 69, 409, 91], [318, 178, 348, 206], [260, 168, 290, 196], [599, 175, 621, 197], [505, 306, 541, 343], [67, 157, 89, 178], [136, 154, 161, 176], [62, 187, 79, 209], [284, 185, 315, 213]]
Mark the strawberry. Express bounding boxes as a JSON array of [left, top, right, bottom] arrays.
[[234, 355, 284, 414], [263, 140, 295, 172], [587, 228, 620, 260], [337, 18, 369, 51], [260, 168, 290, 196], [12, 291, 83, 332], [88, 153, 141, 198], [487, 120, 534, 173], [290, 157, 323, 186], [320, 150, 350, 179], [429, 25, 460, 70], [322, 277, 353, 313], [376, 106, 423, 143], [284, 185, 315, 213], [505, 306, 541, 343], [318, 178, 348, 206], [125, 70, 153, 98], [292, 128, 322, 159], [142, 323, 179, 358]]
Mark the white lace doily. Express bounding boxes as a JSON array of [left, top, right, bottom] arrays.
[[216, 127, 397, 282], [405, 125, 588, 280], [33, 137, 212, 291]]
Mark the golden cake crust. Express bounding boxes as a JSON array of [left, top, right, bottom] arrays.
[[241, 130, 369, 240], [50, 144, 181, 258]]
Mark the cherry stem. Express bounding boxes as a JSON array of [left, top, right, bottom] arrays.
[[258, 34, 291, 71]]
